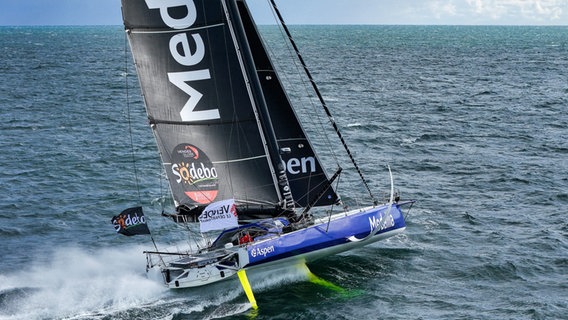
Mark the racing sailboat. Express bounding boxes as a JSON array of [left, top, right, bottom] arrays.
[[121, 0, 414, 307]]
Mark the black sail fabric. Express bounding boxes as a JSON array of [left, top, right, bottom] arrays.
[[122, 0, 286, 217], [236, 0, 339, 207], [111, 207, 151, 236]]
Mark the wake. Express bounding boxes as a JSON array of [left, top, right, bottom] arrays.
[[0, 245, 352, 319], [0, 246, 164, 320]]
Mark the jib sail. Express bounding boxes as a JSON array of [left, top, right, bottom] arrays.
[[236, 0, 339, 207]]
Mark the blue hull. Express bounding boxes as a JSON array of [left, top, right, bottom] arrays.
[[244, 202, 407, 269], [146, 202, 411, 288]]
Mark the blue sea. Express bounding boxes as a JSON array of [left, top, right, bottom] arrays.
[[1, 25, 567, 319]]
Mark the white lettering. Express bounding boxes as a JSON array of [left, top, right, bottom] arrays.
[[287, 158, 301, 174], [145, 0, 197, 29], [146, 0, 220, 122], [250, 245, 275, 258], [368, 213, 395, 233], [301, 156, 316, 173], [113, 213, 146, 232], [172, 163, 182, 183], [168, 70, 220, 121], [169, 33, 205, 66], [284, 157, 316, 175], [188, 162, 218, 180]]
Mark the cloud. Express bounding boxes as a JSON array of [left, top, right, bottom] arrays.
[[430, 1, 459, 18], [427, 0, 567, 24], [472, 0, 565, 21], [2, 0, 566, 26], [530, 0, 564, 19]]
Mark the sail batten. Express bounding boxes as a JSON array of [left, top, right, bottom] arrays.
[[149, 117, 258, 126], [162, 153, 273, 181], [212, 155, 268, 164], [128, 23, 226, 34]]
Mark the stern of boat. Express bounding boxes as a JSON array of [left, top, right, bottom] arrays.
[[144, 247, 249, 288]]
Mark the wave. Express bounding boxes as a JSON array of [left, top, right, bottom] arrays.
[[0, 246, 165, 320], [0, 246, 340, 320]]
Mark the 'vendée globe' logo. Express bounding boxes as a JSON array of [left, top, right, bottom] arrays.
[[171, 143, 218, 204]]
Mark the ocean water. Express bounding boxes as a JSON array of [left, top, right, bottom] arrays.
[[1, 24, 567, 320]]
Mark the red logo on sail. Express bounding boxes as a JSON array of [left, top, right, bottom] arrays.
[[171, 144, 219, 204]]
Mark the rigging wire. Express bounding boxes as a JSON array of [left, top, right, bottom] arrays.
[[268, 0, 377, 204], [124, 29, 160, 254], [124, 31, 141, 204], [265, 5, 339, 167], [325, 170, 342, 233]]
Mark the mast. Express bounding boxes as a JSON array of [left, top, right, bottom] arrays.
[[223, 0, 294, 214]]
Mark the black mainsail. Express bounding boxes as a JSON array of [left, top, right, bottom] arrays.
[[122, 0, 338, 221]]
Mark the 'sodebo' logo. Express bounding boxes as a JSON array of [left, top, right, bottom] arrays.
[[171, 143, 219, 204]]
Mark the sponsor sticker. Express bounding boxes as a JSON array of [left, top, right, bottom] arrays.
[[170, 143, 219, 204], [250, 245, 275, 259]]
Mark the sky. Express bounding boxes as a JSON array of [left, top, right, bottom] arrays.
[[0, 0, 567, 26]]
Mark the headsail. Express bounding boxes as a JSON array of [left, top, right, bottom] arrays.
[[236, 0, 340, 207]]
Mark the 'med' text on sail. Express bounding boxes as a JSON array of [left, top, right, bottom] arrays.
[[146, 0, 221, 122]]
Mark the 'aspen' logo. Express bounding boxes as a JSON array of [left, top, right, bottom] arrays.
[[145, 0, 220, 122], [250, 245, 275, 258]]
